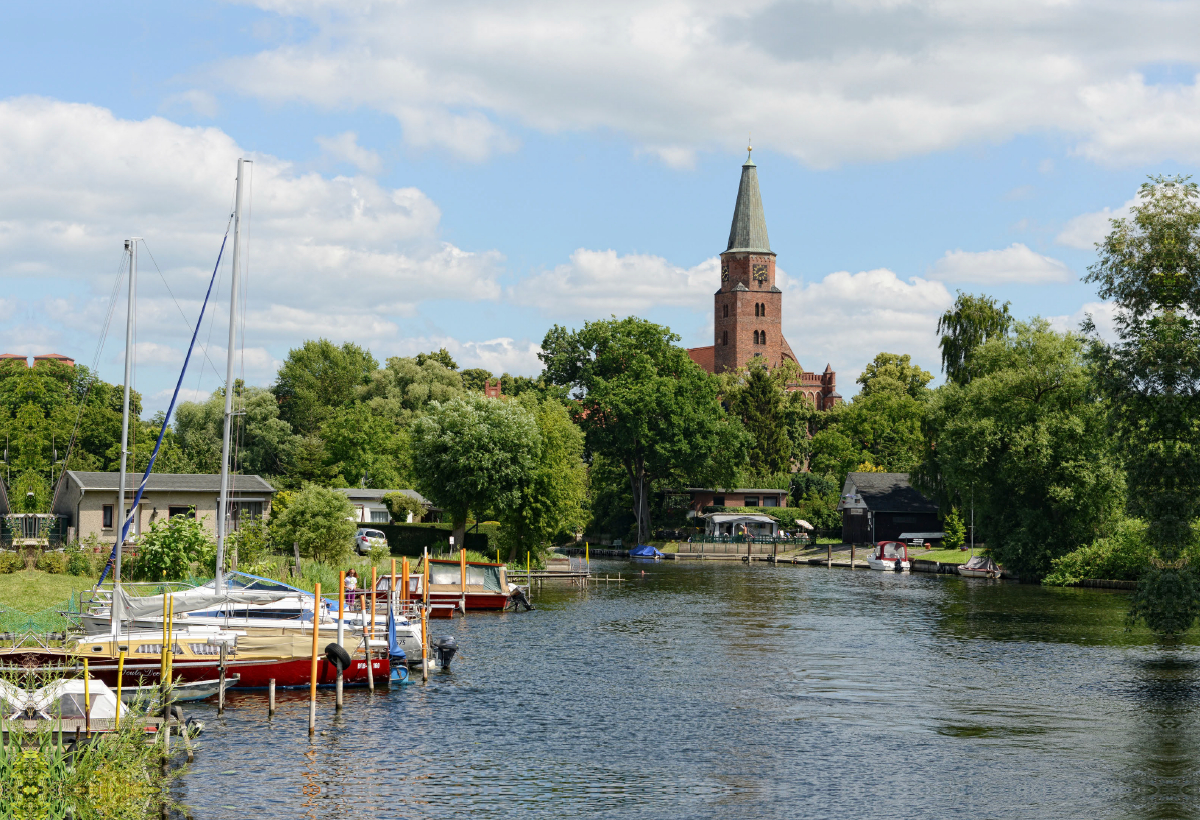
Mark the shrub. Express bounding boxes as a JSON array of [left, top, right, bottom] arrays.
[[365, 523, 488, 556], [0, 551, 24, 573], [383, 492, 426, 523], [64, 544, 97, 576], [35, 551, 67, 574], [943, 508, 966, 551], [1044, 518, 1158, 585], [228, 518, 272, 566], [133, 513, 215, 581]]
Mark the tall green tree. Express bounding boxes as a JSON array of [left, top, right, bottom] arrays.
[[1085, 175, 1200, 637], [916, 321, 1125, 580], [270, 482, 357, 564], [410, 394, 541, 548], [857, 352, 933, 398], [500, 396, 590, 559], [937, 293, 1013, 385], [272, 339, 377, 436], [174, 385, 299, 476], [727, 360, 791, 474], [540, 317, 748, 544]]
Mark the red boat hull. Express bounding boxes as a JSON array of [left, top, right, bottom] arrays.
[[424, 591, 510, 613], [6, 653, 387, 690]]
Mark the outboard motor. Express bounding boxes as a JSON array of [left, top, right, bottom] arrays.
[[433, 636, 458, 670], [894, 559, 903, 573], [509, 587, 534, 612]]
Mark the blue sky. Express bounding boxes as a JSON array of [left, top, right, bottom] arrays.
[[1, 0, 1197, 413]]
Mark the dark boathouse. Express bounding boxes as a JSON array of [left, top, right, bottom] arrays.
[[837, 472, 941, 544]]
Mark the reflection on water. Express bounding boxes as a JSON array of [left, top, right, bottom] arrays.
[[176, 562, 1200, 819]]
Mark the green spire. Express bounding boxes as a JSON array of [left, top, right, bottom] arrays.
[[726, 151, 771, 254]]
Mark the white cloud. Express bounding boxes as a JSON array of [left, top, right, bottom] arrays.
[[208, 1, 1200, 167], [510, 249, 716, 317], [1056, 197, 1138, 249], [928, 243, 1073, 284], [780, 268, 953, 391], [160, 89, 219, 118], [0, 97, 506, 404], [1048, 300, 1120, 342], [153, 387, 212, 404], [388, 335, 544, 376], [315, 131, 383, 174]]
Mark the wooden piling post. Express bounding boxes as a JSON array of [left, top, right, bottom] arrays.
[[336, 570, 345, 711], [83, 658, 91, 738], [218, 642, 227, 715], [309, 582, 320, 736], [268, 679, 276, 717], [115, 648, 125, 724], [851, 543, 855, 569], [827, 543, 832, 568], [459, 548, 467, 614], [420, 606, 429, 682]]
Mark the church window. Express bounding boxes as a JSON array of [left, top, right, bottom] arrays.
[[723, 304, 728, 318], [762, 331, 767, 345], [754, 303, 760, 317], [722, 331, 728, 346], [761, 302, 766, 317], [753, 330, 759, 344]]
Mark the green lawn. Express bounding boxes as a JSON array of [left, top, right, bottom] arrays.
[[910, 548, 975, 564], [0, 570, 95, 632]]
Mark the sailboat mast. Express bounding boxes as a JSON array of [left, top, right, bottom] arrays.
[[112, 238, 137, 639], [215, 158, 249, 591]]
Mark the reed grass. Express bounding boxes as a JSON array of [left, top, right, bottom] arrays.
[[0, 673, 183, 819]]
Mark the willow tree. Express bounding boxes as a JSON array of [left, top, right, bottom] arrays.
[[1086, 175, 1200, 638], [937, 293, 1013, 385]]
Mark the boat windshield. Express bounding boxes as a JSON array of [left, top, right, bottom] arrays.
[[427, 563, 502, 591]]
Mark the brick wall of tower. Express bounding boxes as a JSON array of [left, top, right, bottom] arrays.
[[713, 251, 782, 373]]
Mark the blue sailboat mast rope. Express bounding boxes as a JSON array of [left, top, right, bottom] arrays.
[[98, 222, 232, 585]]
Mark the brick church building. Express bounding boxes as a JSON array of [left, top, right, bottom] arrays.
[[687, 151, 841, 410]]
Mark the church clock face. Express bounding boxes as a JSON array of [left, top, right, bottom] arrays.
[[752, 263, 768, 283], [720, 262, 729, 283]]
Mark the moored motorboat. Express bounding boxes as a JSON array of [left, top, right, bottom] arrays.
[[866, 541, 910, 572], [399, 555, 512, 616], [957, 555, 1001, 579]]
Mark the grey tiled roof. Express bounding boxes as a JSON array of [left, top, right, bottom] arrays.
[[334, 488, 431, 506], [839, 473, 938, 513], [64, 471, 274, 493], [726, 157, 772, 254]]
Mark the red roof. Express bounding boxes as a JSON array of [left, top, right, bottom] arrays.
[[686, 345, 715, 373]]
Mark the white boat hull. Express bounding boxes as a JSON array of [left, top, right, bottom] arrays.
[[867, 557, 910, 572], [956, 567, 1001, 579]]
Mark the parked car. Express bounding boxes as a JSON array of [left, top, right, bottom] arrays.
[[355, 528, 388, 556]]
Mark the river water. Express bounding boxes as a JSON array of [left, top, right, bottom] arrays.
[[175, 560, 1200, 819]]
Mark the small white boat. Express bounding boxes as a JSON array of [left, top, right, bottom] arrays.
[[118, 676, 240, 704], [867, 541, 910, 572], [957, 555, 1001, 579]]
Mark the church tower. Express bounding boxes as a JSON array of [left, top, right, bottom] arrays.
[[713, 149, 791, 373], [684, 151, 840, 408]]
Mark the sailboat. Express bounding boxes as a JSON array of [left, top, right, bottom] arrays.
[[60, 159, 391, 687]]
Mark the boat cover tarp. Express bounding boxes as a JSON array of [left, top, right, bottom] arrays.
[[629, 545, 665, 558], [962, 555, 998, 571], [115, 586, 292, 620], [235, 633, 318, 660]]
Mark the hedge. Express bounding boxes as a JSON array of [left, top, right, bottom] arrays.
[[371, 523, 488, 557]]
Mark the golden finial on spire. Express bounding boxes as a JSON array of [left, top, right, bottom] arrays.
[[747, 132, 753, 160]]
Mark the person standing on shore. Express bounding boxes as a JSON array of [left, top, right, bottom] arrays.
[[345, 568, 358, 608]]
